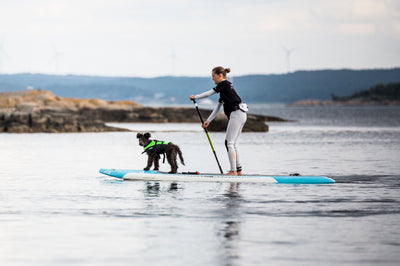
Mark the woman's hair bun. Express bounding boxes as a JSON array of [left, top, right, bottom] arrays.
[[212, 66, 231, 77]]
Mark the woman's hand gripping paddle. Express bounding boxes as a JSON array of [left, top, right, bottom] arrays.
[[192, 99, 223, 174]]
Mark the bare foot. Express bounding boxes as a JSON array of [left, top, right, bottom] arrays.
[[225, 171, 237, 176]]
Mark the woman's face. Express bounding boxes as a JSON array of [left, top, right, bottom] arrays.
[[212, 72, 224, 84]]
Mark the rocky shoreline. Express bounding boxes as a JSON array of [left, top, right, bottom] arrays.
[[0, 90, 287, 133]]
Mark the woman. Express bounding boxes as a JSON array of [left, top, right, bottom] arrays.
[[190, 66, 247, 176]]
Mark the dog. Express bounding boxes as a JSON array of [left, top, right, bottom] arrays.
[[137, 132, 185, 173]]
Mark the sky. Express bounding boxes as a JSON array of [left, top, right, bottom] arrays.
[[0, 0, 399, 77]]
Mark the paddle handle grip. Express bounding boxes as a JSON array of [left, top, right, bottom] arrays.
[[192, 99, 205, 124]]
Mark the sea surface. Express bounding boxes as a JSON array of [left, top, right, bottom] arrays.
[[1, 105, 400, 266]]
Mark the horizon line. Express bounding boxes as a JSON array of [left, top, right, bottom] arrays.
[[1, 67, 400, 79]]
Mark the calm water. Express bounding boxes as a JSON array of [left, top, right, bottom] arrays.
[[1, 105, 400, 265]]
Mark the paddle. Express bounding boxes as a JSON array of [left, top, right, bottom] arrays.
[[192, 99, 224, 174]]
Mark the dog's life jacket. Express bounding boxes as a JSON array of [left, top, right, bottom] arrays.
[[142, 140, 169, 163]]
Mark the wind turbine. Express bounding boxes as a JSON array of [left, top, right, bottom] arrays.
[[281, 44, 295, 74], [169, 44, 177, 75], [52, 45, 61, 74]]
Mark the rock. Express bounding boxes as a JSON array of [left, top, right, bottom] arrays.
[[1, 90, 287, 133], [207, 113, 269, 132]]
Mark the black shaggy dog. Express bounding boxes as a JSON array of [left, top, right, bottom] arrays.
[[137, 132, 185, 173]]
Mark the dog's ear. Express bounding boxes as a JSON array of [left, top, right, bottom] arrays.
[[144, 132, 151, 139], [136, 133, 143, 139]]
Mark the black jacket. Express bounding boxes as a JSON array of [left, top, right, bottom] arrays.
[[213, 80, 242, 118]]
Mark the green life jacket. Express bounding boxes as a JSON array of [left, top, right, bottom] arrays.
[[143, 140, 169, 152], [142, 140, 170, 163]]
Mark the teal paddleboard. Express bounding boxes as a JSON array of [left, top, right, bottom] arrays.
[[99, 169, 335, 184]]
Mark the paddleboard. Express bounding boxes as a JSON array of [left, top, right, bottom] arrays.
[[99, 169, 335, 184]]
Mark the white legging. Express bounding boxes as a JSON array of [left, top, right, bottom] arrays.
[[225, 110, 247, 172]]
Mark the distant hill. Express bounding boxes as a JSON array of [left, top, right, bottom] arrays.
[[291, 82, 400, 106], [1, 68, 399, 104], [331, 82, 400, 102]]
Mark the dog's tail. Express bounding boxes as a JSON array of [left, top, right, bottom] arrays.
[[177, 147, 185, 165]]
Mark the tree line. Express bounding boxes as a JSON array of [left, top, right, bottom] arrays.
[[331, 82, 400, 102]]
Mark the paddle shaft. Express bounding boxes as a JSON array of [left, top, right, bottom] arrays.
[[192, 99, 224, 174]]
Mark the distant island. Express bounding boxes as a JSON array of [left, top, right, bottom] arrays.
[[291, 82, 400, 106], [1, 68, 399, 104], [0, 90, 284, 133]]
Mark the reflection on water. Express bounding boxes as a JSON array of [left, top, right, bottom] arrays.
[[144, 182, 179, 197], [140, 180, 245, 265], [218, 183, 241, 266], [1, 105, 400, 265]]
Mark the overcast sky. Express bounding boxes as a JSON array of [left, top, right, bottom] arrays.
[[0, 0, 399, 77]]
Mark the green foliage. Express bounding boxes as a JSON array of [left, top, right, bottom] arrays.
[[331, 82, 400, 101]]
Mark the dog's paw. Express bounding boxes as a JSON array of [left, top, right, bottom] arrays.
[[143, 167, 150, 171], [154, 167, 159, 171]]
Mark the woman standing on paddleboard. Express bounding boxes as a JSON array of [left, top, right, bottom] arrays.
[[190, 67, 248, 176]]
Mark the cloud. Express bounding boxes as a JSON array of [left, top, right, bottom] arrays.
[[310, 0, 388, 21], [0, 0, 399, 76], [334, 23, 376, 35]]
